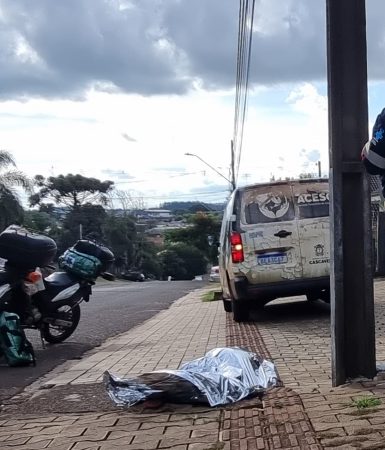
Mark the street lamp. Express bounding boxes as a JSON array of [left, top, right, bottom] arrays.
[[184, 152, 235, 190]]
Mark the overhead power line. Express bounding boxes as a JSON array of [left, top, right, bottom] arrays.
[[108, 189, 229, 200], [232, 0, 256, 185], [113, 171, 206, 185]]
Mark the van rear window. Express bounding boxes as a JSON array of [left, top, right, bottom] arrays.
[[295, 191, 329, 218], [243, 192, 295, 224]]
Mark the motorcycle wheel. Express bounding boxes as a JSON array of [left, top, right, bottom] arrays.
[[42, 304, 81, 344]]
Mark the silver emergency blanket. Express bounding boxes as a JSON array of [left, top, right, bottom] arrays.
[[104, 347, 279, 407]]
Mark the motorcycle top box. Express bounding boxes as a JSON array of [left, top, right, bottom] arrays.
[[73, 240, 114, 272], [0, 226, 57, 269]]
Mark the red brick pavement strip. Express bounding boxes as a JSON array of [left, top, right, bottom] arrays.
[[224, 315, 323, 450]]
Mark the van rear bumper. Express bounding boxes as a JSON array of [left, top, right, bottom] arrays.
[[231, 276, 330, 302]]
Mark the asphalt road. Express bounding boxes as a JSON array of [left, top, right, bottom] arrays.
[[0, 280, 207, 403]]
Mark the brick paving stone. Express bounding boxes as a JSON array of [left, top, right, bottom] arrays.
[[0, 434, 12, 443], [188, 444, 224, 450], [130, 437, 161, 448], [4, 442, 54, 450], [105, 430, 135, 442], [0, 429, 43, 440], [2, 436, 32, 446], [71, 444, 101, 450], [59, 443, 87, 450]]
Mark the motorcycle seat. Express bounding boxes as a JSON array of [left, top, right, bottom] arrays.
[[44, 272, 79, 295]]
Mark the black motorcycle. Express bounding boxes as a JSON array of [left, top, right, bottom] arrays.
[[0, 227, 114, 344]]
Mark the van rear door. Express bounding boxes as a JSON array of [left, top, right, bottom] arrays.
[[292, 180, 330, 279], [240, 184, 303, 284]]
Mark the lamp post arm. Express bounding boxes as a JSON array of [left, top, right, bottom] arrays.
[[185, 153, 232, 185]]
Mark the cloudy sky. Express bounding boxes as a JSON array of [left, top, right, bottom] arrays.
[[1, 0, 385, 207]]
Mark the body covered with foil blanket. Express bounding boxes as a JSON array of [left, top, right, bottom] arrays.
[[104, 347, 278, 407]]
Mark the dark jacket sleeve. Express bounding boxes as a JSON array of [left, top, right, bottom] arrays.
[[372, 108, 385, 138]]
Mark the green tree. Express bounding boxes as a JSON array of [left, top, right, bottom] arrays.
[[23, 210, 59, 234], [30, 174, 114, 209], [29, 174, 115, 255], [158, 249, 187, 280], [165, 212, 221, 263], [136, 239, 162, 279], [159, 242, 207, 280], [0, 151, 31, 231], [299, 172, 314, 179], [63, 204, 107, 247], [103, 215, 137, 272]]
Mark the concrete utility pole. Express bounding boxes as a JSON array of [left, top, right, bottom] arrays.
[[326, 0, 376, 386]]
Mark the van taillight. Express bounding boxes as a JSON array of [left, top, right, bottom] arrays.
[[230, 232, 244, 263]]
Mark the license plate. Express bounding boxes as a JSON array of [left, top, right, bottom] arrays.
[[257, 253, 288, 265]]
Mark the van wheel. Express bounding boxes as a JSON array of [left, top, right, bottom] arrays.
[[232, 300, 249, 322], [223, 299, 232, 312]]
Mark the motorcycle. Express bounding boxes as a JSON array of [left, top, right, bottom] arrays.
[[0, 227, 115, 345], [0, 263, 115, 345]]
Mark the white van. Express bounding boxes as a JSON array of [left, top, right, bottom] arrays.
[[218, 179, 330, 321]]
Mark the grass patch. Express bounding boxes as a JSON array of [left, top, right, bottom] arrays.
[[351, 396, 382, 410], [202, 290, 221, 302]]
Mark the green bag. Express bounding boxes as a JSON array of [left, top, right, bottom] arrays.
[[0, 311, 36, 367], [59, 249, 102, 279]]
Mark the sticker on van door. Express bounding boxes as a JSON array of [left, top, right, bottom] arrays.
[[260, 194, 290, 218], [295, 191, 329, 219], [309, 244, 329, 265], [245, 192, 294, 224]]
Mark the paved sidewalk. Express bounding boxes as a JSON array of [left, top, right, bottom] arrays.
[[0, 289, 227, 450], [3, 282, 385, 449]]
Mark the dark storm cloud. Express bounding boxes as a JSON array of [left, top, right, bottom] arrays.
[[164, 0, 385, 87], [0, 0, 188, 99], [0, 0, 384, 100]]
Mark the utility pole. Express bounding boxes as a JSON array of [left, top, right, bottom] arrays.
[[317, 161, 321, 178], [327, 0, 376, 386]]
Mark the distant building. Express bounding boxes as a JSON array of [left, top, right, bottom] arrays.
[[145, 222, 187, 246], [145, 228, 166, 246], [134, 209, 174, 222], [189, 203, 212, 213]]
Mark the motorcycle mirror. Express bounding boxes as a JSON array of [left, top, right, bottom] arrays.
[[101, 272, 115, 281]]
